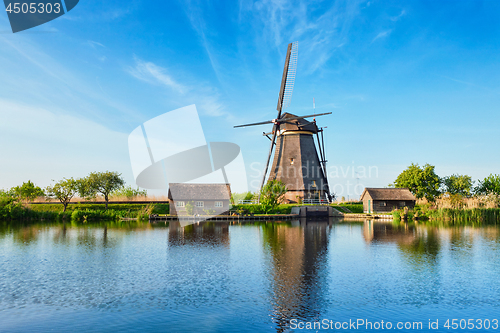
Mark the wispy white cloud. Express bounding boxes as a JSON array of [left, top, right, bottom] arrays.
[[438, 75, 491, 91], [88, 40, 105, 48], [127, 57, 187, 94], [390, 9, 406, 22], [181, 0, 224, 86], [196, 92, 225, 117], [343, 94, 366, 101], [126, 56, 231, 119], [238, 0, 364, 75], [0, 34, 142, 127], [318, 102, 340, 109], [372, 29, 392, 42]]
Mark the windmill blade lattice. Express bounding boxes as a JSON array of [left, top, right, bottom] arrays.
[[282, 41, 298, 109]]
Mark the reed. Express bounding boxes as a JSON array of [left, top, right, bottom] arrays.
[[137, 204, 157, 221], [418, 194, 500, 210], [427, 208, 500, 224], [395, 194, 500, 225]]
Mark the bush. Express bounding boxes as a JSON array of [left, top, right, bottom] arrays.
[[111, 185, 148, 200], [0, 197, 24, 220]]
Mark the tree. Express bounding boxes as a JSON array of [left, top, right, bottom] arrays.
[[111, 185, 147, 200], [11, 180, 45, 202], [231, 191, 255, 204], [442, 174, 474, 197], [76, 177, 95, 200], [260, 180, 287, 213], [393, 163, 441, 201], [0, 189, 14, 199], [46, 178, 78, 212], [243, 191, 254, 201], [84, 171, 125, 209], [475, 174, 500, 196], [185, 201, 194, 215]]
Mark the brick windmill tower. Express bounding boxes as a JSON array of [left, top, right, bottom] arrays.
[[234, 42, 332, 203]]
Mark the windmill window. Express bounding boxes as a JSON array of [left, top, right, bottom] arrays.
[[399, 201, 406, 207], [196, 201, 204, 207], [215, 201, 223, 208], [379, 201, 386, 207], [311, 180, 317, 188], [290, 158, 294, 165], [176, 201, 185, 207]]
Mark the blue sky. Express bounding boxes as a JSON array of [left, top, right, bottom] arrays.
[[0, 0, 499, 199]]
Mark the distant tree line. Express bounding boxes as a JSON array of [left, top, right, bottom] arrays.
[[391, 163, 500, 202], [1, 171, 147, 211]]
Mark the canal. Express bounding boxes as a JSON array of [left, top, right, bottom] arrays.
[[0, 219, 499, 332]]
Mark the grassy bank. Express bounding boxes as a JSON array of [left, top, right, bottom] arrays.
[[230, 204, 293, 215], [0, 198, 169, 222], [230, 202, 363, 215], [1, 204, 123, 222], [331, 203, 363, 214], [29, 203, 169, 216]]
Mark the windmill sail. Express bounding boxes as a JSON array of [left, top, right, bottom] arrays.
[[282, 41, 298, 109], [234, 112, 331, 129], [258, 42, 299, 202]]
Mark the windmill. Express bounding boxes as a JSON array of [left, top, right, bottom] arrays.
[[234, 42, 333, 203]]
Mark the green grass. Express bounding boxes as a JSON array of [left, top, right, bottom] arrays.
[[29, 203, 169, 217], [230, 204, 292, 215], [0, 201, 170, 222], [231, 202, 364, 215], [331, 203, 364, 214]]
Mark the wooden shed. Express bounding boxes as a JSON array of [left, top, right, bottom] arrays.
[[168, 183, 231, 216], [360, 188, 416, 213]]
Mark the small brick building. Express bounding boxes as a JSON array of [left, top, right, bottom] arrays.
[[360, 188, 416, 213], [168, 183, 231, 216]]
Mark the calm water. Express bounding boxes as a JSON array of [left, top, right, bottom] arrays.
[[0, 219, 500, 333]]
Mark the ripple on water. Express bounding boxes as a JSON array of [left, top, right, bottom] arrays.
[[0, 222, 500, 332]]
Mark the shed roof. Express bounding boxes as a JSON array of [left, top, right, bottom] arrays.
[[360, 188, 416, 201], [168, 183, 231, 200]]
